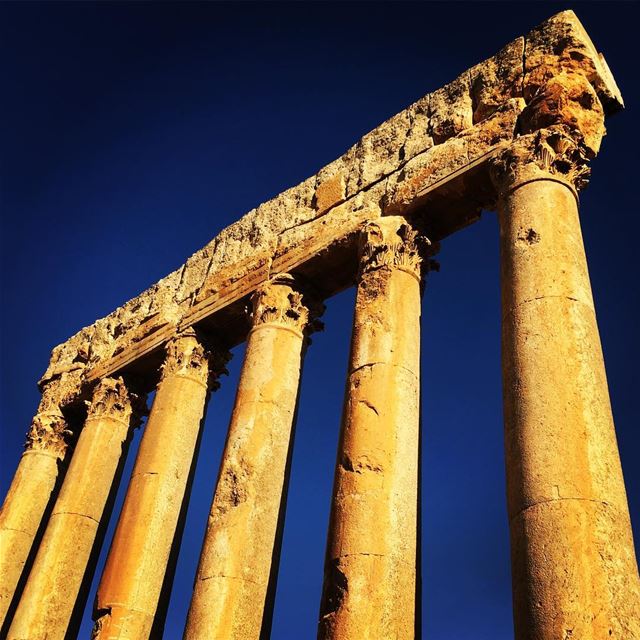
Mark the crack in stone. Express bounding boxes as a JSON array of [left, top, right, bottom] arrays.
[[350, 362, 384, 375], [357, 399, 379, 416], [53, 510, 100, 525], [0, 526, 31, 536], [199, 574, 259, 586], [237, 397, 292, 412], [510, 496, 612, 524], [349, 361, 418, 380], [502, 294, 593, 322]]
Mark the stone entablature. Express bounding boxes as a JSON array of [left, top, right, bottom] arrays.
[[40, 11, 621, 407]]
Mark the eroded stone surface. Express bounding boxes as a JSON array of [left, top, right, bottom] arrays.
[[184, 276, 323, 640], [494, 142, 640, 639], [318, 217, 432, 639], [36, 11, 621, 408], [7, 378, 141, 640], [91, 334, 229, 640], [0, 380, 73, 630], [1, 10, 634, 640]]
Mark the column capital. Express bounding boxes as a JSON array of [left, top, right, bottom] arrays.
[[86, 376, 147, 428], [358, 216, 434, 282], [160, 329, 230, 391], [490, 126, 591, 198], [24, 413, 70, 458], [24, 381, 72, 457], [250, 273, 325, 338]]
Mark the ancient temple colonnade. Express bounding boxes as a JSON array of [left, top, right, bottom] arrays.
[[1, 10, 638, 640]]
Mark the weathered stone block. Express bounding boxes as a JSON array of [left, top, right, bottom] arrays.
[[428, 72, 473, 144], [470, 37, 525, 123], [36, 10, 622, 404], [315, 171, 346, 214], [524, 9, 623, 114]]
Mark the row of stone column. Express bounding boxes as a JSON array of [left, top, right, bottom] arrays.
[[0, 272, 323, 639], [1, 131, 639, 638], [0, 215, 427, 640]]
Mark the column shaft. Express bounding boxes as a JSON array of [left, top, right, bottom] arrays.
[[184, 274, 319, 640], [7, 377, 137, 639], [495, 132, 640, 638], [0, 387, 70, 630], [318, 218, 426, 640], [92, 331, 223, 639]]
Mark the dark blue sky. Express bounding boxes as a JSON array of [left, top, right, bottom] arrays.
[[1, 2, 638, 638]]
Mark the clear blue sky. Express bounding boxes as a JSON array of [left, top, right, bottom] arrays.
[[1, 2, 638, 638]]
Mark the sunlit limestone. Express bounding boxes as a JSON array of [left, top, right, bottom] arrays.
[[0, 10, 637, 640]]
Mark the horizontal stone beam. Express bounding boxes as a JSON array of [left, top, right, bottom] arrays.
[[39, 10, 622, 405]]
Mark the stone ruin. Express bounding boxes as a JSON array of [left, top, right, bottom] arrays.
[[1, 10, 638, 640]]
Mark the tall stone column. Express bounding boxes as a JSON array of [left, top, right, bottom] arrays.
[[0, 381, 71, 629], [184, 274, 323, 640], [91, 330, 228, 640], [318, 217, 430, 640], [492, 128, 640, 639], [7, 377, 142, 640]]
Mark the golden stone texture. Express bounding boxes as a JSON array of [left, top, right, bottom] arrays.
[[0, 10, 637, 640], [91, 332, 228, 639], [318, 217, 430, 640], [493, 131, 640, 639], [184, 275, 323, 640], [37, 10, 621, 392], [0, 381, 71, 629], [8, 377, 139, 640]]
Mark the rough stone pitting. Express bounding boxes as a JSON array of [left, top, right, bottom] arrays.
[[184, 274, 320, 640], [495, 134, 640, 638], [2, 11, 636, 640], [6, 376, 139, 640], [319, 216, 424, 639], [0, 396, 73, 629], [522, 9, 624, 114], [470, 37, 525, 123], [37, 11, 620, 404], [428, 71, 473, 144], [519, 69, 605, 154], [315, 172, 347, 214], [490, 126, 592, 195], [91, 332, 213, 640]]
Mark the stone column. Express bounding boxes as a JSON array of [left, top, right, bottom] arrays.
[[91, 330, 227, 640], [318, 217, 430, 640], [184, 274, 323, 640], [492, 128, 640, 639], [0, 382, 71, 629], [7, 377, 142, 640]]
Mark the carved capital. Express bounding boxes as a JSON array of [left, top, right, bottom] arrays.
[[358, 217, 432, 281], [490, 126, 591, 195], [86, 377, 147, 428], [250, 274, 325, 337], [24, 410, 71, 458], [24, 381, 73, 456], [160, 329, 230, 391]]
